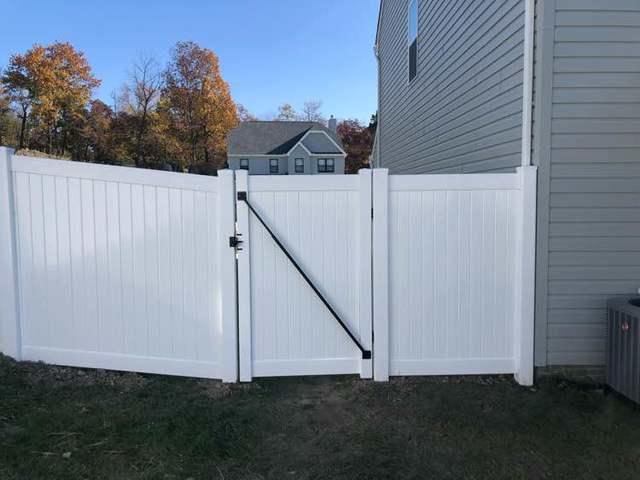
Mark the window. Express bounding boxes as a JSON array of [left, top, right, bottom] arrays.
[[326, 158, 335, 173], [295, 158, 304, 173], [317, 158, 335, 173], [269, 158, 279, 174], [408, 0, 418, 82], [239, 158, 249, 170]]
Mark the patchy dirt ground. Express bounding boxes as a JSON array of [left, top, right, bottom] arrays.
[[1, 355, 639, 480]]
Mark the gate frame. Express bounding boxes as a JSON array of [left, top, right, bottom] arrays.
[[235, 169, 373, 381]]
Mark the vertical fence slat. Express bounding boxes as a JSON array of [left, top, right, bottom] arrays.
[[373, 168, 389, 381], [0, 148, 21, 359], [358, 169, 373, 378]]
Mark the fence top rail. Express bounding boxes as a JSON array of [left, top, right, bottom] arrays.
[[388, 172, 520, 192], [10, 155, 219, 193], [247, 173, 360, 193]]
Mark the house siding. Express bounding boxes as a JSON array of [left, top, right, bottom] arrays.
[[377, 0, 526, 174], [535, 0, 640, 366]]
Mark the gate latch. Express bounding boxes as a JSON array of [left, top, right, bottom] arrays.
[[229, 234, 243, 250]]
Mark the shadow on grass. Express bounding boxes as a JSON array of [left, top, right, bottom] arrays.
[[1, 354, 639, 479]]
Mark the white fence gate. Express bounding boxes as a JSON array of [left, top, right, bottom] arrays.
[[0, 147, 537, 385], [235, 171, 372, 380]]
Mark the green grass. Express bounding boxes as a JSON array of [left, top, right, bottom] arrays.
[[1, 354, 639, 479]]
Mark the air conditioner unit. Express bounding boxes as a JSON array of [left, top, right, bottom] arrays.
[[607, 297, 640, 404]]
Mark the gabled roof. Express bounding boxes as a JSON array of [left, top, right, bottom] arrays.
[[227, 121, 344, 156], [301, 132, 344, 155]]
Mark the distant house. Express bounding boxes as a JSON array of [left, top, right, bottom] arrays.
[[227, 119, 346, 175]]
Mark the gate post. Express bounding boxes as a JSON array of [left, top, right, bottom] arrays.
[[514, 166, 537, 386], [358, 169, 373, 379], [372, 168, 389, 381], [235, 170, 252, 382], [218, 169, 238, 382], [0, 147, 21, 360]]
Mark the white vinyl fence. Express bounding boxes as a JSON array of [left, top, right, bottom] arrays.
[[372, 169, 536, 384], [0, 148, 238, 381], [0, 147, 537, 385]]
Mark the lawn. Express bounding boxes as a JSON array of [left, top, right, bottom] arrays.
[[1, 355, 639, 479]]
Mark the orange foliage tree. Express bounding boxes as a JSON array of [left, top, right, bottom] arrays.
[[161, 41, 238, 172], [2, 42, 100, 155]]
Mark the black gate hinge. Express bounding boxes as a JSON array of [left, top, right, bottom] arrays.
[[229, 234, 243, 250]]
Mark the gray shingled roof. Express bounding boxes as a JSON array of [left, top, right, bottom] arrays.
[[227, 121, 344, 155]]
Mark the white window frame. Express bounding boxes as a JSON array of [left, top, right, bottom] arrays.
[[294, 158, 304, 173], [239, 158, 249, 170]]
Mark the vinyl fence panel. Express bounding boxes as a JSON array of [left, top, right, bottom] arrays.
[[0, 149, 237, 380], [373, 168, 536, 384]]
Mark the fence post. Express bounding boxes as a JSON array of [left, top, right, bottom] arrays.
[[235, 169, 252, 382], [372, 168, 389, 381], [358, 169, 373, 379], [514, 166, 537, 386], [218, 169, 238, 382], [0, 147, 21, 360]]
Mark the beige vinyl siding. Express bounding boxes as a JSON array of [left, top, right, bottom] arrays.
[[538, 0, 640, 366], [377, 0, 525, 174]]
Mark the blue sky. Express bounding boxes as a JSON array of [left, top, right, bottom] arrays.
[[0, 0, 379, 123]]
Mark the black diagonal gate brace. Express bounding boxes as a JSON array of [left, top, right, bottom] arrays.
[[235, 191, 371, 360]]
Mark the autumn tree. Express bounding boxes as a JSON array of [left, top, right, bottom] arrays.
[[277, 103, 297, 121], [124, 55, 163, 166], [162, 41, 237, 171], [82, 100, 115, 162], [2, 42, 100, 155], [0, 87, 17, 146], [337, 118, 374, 173], [1, 61, 32, 149]]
